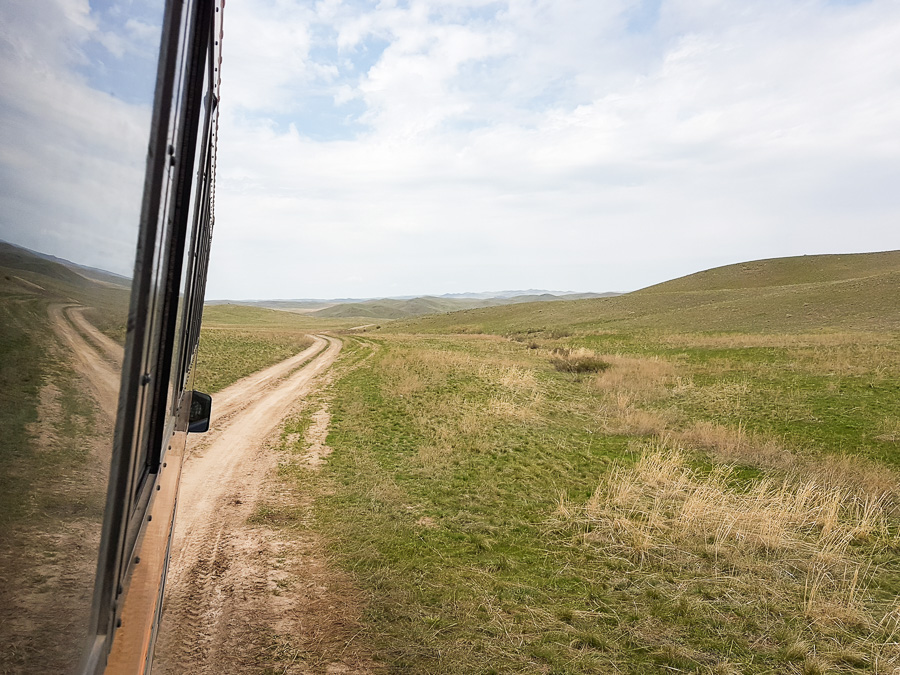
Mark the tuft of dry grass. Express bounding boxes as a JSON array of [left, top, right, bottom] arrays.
[[559, 441, 900, 645], [679, 421, 900, 503], [876, 417, 900, 443], [607, 404, 669, 437], [581, 354, 676, 436], [591, 353, 675, 399], [681, 420, 795, 470], [549, 347, 611, 374], [492, 364, 538, 392]]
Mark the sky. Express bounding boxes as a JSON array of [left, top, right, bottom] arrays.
[[1, 1, 898, 298], [206, 0, 900, 299], [0, 0, 162, 277]]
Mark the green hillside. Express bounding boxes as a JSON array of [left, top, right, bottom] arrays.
[[643, 250, 900, 293], [0, 242, 131, 339], [275, 251, 900, 674], [0, 241, 95, 288], [201, 303, 359, 330], [390, 251, 900, 335]]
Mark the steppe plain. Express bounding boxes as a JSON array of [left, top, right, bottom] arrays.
[[177, 251, 900, 674], [3, 246, 900, 674]]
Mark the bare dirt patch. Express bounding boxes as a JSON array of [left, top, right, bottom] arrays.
[[302, 408, 333, 468]]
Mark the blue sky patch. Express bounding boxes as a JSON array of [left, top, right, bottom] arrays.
[[625, 0, 662, 34], [76, 1, 163, 106]]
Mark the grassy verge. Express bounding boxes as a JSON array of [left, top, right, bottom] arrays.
[[192, 303, 367, 392], [0, 294, 106, 529], [191, 254, 900, 672], [193, 329, 315, 393], [561, 331, 900, 468], [0, 296, 49, 528], [202, 303, 360, 331], [284, 332, 900, 673]]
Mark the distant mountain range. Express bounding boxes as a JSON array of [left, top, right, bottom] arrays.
[[207, 291, 621, 320], [1, 240, 620, 321]]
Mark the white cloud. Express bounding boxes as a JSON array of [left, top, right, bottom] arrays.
[[224, 1, 315, 114], [3, 0, 895, 295], [0, 0, 160, 275], [1, 0, 880, 299]]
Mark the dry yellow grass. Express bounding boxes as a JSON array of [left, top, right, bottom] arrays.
[[681, 420, 794, 469], [304, 327, 900, 672], [661, 332, 900, 379], [557, 440, 900, 663], [876, 417, 900, 443], [479, 363, 538, 393], [659, 332, 890, 350], [591, 353, 674, 398], [573, 345, 900, 506], [548, 347, 611, 374], [678, 421, 900, 502], [571, 353, 678, 436]]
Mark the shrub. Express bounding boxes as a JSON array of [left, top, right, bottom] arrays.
[[549, 348, 611, 374]]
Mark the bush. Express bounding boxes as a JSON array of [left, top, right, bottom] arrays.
[[549, 348, 611, 374]]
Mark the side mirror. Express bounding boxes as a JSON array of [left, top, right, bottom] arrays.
[[188, 391, 212, 433]]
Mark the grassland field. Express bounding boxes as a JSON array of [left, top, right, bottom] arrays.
[[0, 248, 134, 671], [6, 246, 898, 673], [193, 304, 358, 392], [194, 251, 900, 674], [0, 248, 130, 534]]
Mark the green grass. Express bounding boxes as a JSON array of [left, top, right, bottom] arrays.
[[192, 303, 368, 392], [0, 295, 50, 527], [1, 242, 131, 342], [0, 270, 111, 674], [562, 331, 900, 467], [228, 252, 900, 672], [0, 269, 113, 531], [641, 250, 900, 292], [307, 293, 610, 320], [293, 336, 900, 673], [389, 250, 900, 336], [193, 329, 315, 393], [202, 303, 359, 330], [289, 333, 900, 673], [182, 251, 900, 672]]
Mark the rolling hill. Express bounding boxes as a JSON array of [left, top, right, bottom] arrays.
[[209, 292, 617, 320], [388, 251, 900, 335], [307, 293, 613, 319], [0, 241, 132, 339]]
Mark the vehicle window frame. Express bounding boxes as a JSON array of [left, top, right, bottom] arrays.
[[81, 0, 218, 671]]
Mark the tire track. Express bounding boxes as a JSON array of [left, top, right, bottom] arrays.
[[153, 336, 342, 674], [66, 305, 124, 365], [209, 335, 328, 425], [47, 303, 121, 422]]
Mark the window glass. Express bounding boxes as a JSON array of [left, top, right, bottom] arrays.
[[0, 2, 165, 671]]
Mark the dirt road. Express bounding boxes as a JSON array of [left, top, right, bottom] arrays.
[[153, 336, 348, 674], [66, 306, 124, 365], [208, 336, 329, 426], [48, 304, 121, 420]]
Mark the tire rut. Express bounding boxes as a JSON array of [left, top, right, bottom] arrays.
[[154, 337, 343, 674]]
